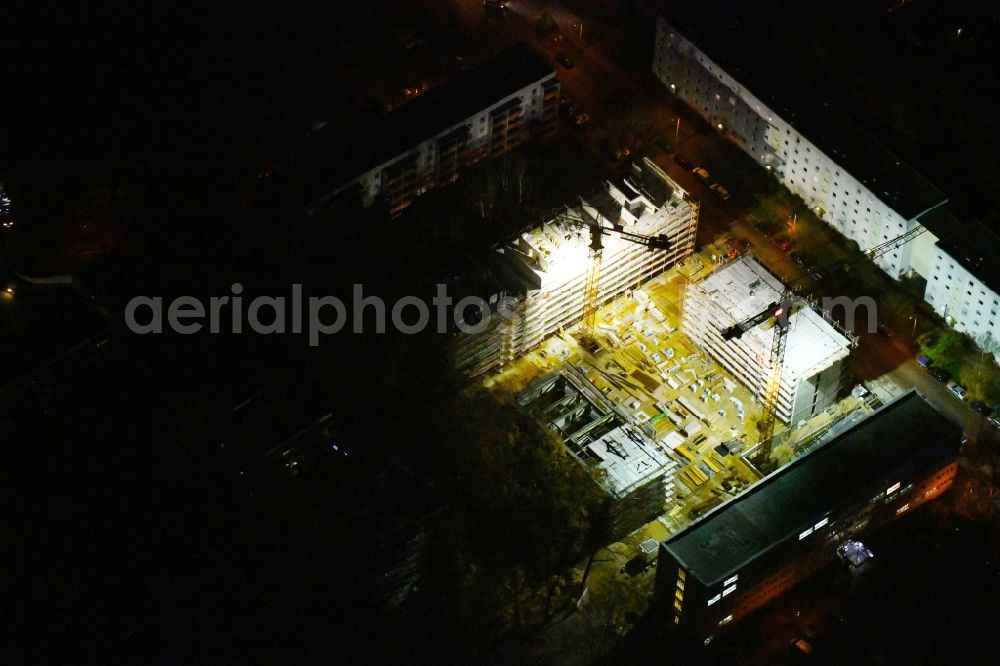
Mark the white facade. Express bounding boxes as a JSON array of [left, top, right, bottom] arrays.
[[455, 159, 699, 376], [924, 238, 1000, 355], [682, 257, 850, 425], [315, 46, 559, 215], [652, 17, 946, 280]]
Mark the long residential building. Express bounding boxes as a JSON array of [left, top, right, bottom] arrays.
[[923, 218, 1000, 354], [655, 390, 961, 644], [454, 158, 699, 376], [681, 256, 851, 426], [651, 11, 1000, 359], [271, 42, 559, 216], [652, 15, 949, 280]]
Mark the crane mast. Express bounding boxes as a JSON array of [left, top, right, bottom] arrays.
[[720, 295, 792, 467], [557, 213, 672, 342]]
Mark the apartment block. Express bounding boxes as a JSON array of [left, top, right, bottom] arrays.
[[682, 256, 850, 426], [652, 15, 951, 280], [276, 42, 559, 216], [454, 159, 699, 376], [924, 218, 1000, 354]]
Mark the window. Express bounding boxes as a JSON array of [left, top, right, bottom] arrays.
[[707, 594, 721, 606], [723, 584, 737, 596], [724, 574, 739, 586], [799, 527, 814, 540], [887, 482, 901, 495], [814, 517, 829, 530], [719, 614, 734, 626]]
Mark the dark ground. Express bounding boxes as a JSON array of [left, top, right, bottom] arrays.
[[3, 1, 1000, 663]]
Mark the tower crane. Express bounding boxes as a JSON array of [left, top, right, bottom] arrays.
[[556, 211, 672, 342], [721, 296, 793, 467], [721, 221, 928, 466]]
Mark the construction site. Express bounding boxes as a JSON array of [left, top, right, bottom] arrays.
[[460, 163, 877, 538]]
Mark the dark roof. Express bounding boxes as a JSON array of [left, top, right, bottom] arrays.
[[267, 42, 554, 206], [662, 4, 948, 220], [662, 390, 960, 586], [936, 218, 1000, 294], [915, 204, 963, 240]]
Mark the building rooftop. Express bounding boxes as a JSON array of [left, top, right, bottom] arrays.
[[661, 5, 948, 220], [487, 159, 689, 296], [697, 257, 850, 378], [268, 42, 555, 206], [662, 390, 961, 586], [936, 218, 1000, 296], [587, 424, 674, 496]]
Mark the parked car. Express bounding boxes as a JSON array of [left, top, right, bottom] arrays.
[[791, 251, 815, 268], [555, 52, 574, 69], [971, 400, 991, 415], [614, 147, 631, 161], [947, 381, 968, 400], [916, 354, 932, 367], [709, 182, 731, 200], [770, 235, 792, 252], [692, 166, 711, 183], [673, 154, 692, 170], [877, 323, 895, 338], [928, 366, 951, 382]]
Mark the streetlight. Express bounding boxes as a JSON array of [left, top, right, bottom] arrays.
[[674, 116, 681, 146], [909, 314, 918, 336]]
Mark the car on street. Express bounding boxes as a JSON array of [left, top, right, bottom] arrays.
[[877, 323, 895, 338], [692, 166, 711, 183], [709, 183, 731, 200], [947, 381, 968, 400], [928, 366, 951, 382], [916, 354, 932, 367], [673, 154, 692, 170], [791, 251, 815, 268], [555, 52, 574, 69], [971, 400, 991, 415], [770, 235, 792, 252]]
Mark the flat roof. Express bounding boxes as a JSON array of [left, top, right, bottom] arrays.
[[936, 218, 1000, 296], [697, 257, 850, 377], [268, 42, 554, 205], [661, 6, 947, 220], [662, 390, 960, 586], [587, 424, 674, 495]]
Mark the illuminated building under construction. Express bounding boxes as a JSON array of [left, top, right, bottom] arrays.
[[681, 256, 851, 426], [655, 390, 961, 644], [454, 158, 698, 376]]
